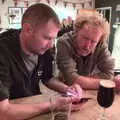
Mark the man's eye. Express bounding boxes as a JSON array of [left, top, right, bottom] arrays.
[[44, 36, 50, 40], [92, 40, 97, 43]]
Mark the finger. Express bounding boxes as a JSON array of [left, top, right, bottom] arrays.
[[67, 87, 76, 94], [73, 84, 83, 98], [59, 97, 72, 104], [71, 104, 82, 111], [69, 84, 82, 95], [71, 100, 87, 111]]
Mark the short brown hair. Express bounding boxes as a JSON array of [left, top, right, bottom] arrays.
[[22, 3, 60, 28], [75, 9, 110, 42]]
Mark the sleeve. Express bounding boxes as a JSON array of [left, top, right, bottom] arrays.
[[41, 50, 53, 84], [96, 42, 115, 79], [0, 81, 9, 101], [0, 46, 10, 101], [56, 40, 79, 85]]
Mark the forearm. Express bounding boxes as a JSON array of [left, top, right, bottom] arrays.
[[45, 78, 68, 93], [91, 72, 114, 79], [0, 99, 50, 120], [60, 70, 100, 89], [74, 76, 100, 90]]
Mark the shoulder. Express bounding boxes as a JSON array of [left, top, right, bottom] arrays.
[[57, 31, 74, 48], [58, 31, 73, 42], [0, 29, 21, 55], [0, 29, 20, 45], [0, 29, 19, 38]]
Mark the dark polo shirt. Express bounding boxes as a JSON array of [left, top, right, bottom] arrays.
[[0, 29, 53, 100]]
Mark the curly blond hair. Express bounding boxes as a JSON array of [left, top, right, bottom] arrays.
[[75, 9, 110, 42]]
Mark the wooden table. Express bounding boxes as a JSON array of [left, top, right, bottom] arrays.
[[11, 91, 120, 120]]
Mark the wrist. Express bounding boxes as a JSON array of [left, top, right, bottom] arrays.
[[63, 85, 69, 93]]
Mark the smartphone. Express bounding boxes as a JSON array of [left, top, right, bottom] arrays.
[[72, 98, 91, 104]]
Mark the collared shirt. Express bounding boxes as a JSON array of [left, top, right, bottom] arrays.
[[0, 29, 53, 100], [57, 31, 115, 85]]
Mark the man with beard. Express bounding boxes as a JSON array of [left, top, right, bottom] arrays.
[[0, 3, 82, 120], [57, 9, 114, 89]]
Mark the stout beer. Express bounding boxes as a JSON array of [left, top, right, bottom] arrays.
[[97, 80, 115, 108]]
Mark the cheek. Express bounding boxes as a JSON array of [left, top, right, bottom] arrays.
[[91, 44, 97, 51], [33, 36, 45, 47], [76, 40, 84, 48], [37, 40, 49, 48], [41, 40, 49, 45]]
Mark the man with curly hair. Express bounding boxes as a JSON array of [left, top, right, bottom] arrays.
[[57, 9, 115, 89]]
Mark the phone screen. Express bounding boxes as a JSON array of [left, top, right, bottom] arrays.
[[72, 98, 91, 104]]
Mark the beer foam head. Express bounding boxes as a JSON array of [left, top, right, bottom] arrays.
[[100, 80, 116, 88]]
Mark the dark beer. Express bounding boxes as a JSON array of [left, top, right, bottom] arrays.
[[97, 80, 115, 108]]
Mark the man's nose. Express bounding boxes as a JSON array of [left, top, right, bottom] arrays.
[[84, 41, 91, 49], [48, 41, 54, 48]]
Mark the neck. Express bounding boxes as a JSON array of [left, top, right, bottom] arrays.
[[19, 32, 33, 56]]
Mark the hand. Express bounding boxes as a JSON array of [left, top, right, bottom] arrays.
[[51, 84, 83, 112], [67, 84, 83, 102], [53, 97, 72, 110], [53, 97, 82, 112], [114, 75, 120, 91], [71, 101, 87, 111]]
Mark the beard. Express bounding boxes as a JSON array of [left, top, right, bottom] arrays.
[[76, 47, 91, 56]]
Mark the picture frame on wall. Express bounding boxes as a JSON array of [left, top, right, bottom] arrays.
[[8, 7, 22, 24], [22, 7, 27, 14]]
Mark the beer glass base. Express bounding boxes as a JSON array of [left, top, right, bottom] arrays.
[[96, 115, 109, 120]]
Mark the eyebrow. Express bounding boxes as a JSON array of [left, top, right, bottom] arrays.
[[80, 34, 90, 41], [80, 34, 96, 42]]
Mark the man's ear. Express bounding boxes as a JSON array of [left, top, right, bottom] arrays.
[[22, 23, 33, 34]]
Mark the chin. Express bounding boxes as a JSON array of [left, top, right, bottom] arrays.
[[31, 50, 44, 55], [77, 52, 88, 56], [39, 51, 45, 55], [81, 54, 88, 56], [39, 50, 47, 55]]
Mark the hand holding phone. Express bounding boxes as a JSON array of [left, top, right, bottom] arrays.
[[72, 98, 92, 104]]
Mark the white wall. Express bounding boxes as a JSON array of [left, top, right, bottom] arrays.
[[0, 0, 94, 29], [112, 25, 120, 69]]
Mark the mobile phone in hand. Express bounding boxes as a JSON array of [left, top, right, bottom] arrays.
[[72, 98, 91, 104]]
